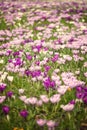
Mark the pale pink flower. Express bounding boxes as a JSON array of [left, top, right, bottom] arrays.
[[36, 119, 46, 126], [28, 97, 37, 105], [47, 120, 56, 127], [19, 89, 25, 94], [19, 96, 27, 102], [61, 103, 74, 111], [50, 94, 61, 103], [0, 96, 6, 104], [84, 72, 87, 77], [36, 100, 43, 106], [40, 95, 49, 103], [57, 85, 68, 95]]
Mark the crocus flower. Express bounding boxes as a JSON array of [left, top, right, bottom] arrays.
[[50, 94, 61, 104], [0, 83, 6, 93], [61, 103, 75, 111], [36, 119, 46, 126], [47, 120, 56, 128], [7, 91, 13, 98], [20, 110, 28, 118], [83, 96, 87, 104], [28, 97, 37, 105], [40, 95, 49, 103], [0, 96, 6, 104], [2, 105, 10, 115]]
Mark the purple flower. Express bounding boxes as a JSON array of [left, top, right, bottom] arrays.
[[44, 65, 51, 72], [2, 106, 10, 115], [25, 70, 31, 76], [35, 61, 40, 65], [50, 81, 55, 88], [83, 96, 87, 104], [20, 110, 28, 118], [26, 54, 32, 60], [76, 85, 83, 92], [7, 91, 13, 98], [31, 70, 41, 77], [13, 51, 19, 57], [51, 54, 59, 62], [43, 77, 51, 90], [43, 77, 56, 90], [14, 58, 23, 66], [0, 83, 6, 93], [76, 92, 84, 99], [70, 100, 75, 104], [83, 87, 87, 92]]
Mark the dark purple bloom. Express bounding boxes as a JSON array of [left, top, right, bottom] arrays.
[[20, 110, 28, 118], [0, 83, 6, 93], [83, 87, 87, 92], [8, 59, 12, 63], [76, 85, 83, 92], [25, 70, 31, 76], [83, 96, 87, 104], [70, 100, 75, 104], [43, 77, 55, 90], [13, 51, 20, 57], [76, 92, 84, 99], [2, 106, 10, 115], [7, 91, 13, 98], [14, 58, 23, 66], [31, 70, 41, 77], [50, 81, 55, 88], [6, 50, 12, 56]]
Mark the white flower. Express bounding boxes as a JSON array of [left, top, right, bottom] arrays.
[[0, 60, 4, 64], [7, 76, 13, 82], [19, 89, 25, 94]]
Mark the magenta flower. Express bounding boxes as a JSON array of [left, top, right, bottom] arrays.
[[0, 83, 6, 93], [7, 91, 13, 98], [26, 54, 32, 60], [44, 65, 51, 72], [2, 106, 10, 115], [83, 96, 87, 104], [20, 110, 28, 118]]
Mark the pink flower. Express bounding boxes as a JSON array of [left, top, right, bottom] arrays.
[[61, 103, 74, 111], [50, 94, 60, 103], [36, 100, 43, 106], [36, 119, 46, 126], [57, 85, 68, 95], [28, 97, 37, 105], [19, 96, 27, 102], [47, 120, 56, 127], [0, 96, 6, 104], [40, 95, 49, 103]]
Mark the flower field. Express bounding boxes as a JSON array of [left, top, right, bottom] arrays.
[[0, 1, 87, 130]]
